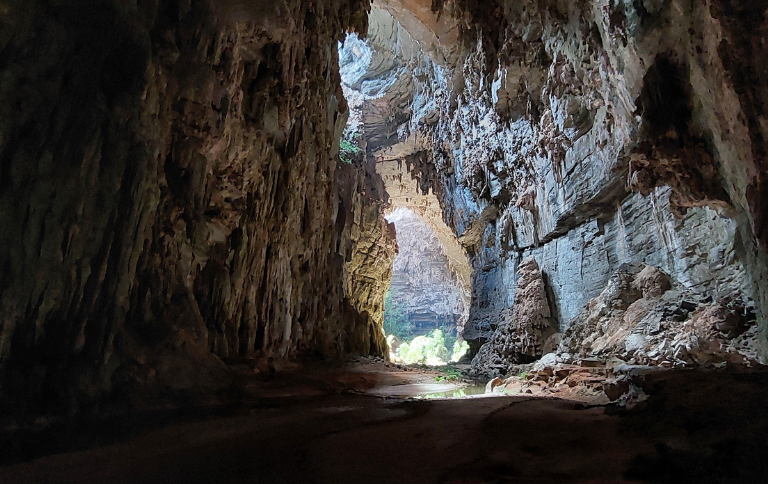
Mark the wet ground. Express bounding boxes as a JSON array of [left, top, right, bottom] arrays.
[[2, 358, 767, 483]]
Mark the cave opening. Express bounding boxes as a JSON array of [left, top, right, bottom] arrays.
[[338, 6, 472, 368], [383, 208, 469, 365]]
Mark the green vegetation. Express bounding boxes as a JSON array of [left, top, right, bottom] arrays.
[[390, 329, 471, 366], [434, 366, 462, 382], [383, 292, 414, 340], [451, 339, 470, 362], [384, 291, 470, 366], [441, 325, 457, 354], [339, 130, 363, 164], [395, 329, 450, 365]]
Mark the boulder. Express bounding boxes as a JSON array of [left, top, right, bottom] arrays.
[[486, 377, 504, 393]]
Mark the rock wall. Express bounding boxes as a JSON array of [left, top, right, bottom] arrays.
[[337, 161, 397, 355], [0, 0, 391, 416], [557, 264, 762, 366], [471, 257, 558, 377], [391, 0, 768, 362], [338, 0, 767, 368], [339, 4, 471, 336]]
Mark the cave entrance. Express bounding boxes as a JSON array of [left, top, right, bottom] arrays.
[[338, 6, 472, 367], [384, 207, 470, 366]]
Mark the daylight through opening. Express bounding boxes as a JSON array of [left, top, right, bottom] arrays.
[[339, 6, 472, 368]]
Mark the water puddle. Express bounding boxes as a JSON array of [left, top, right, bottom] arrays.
[[365, 382, 488, 399], [414, 382, 487, 399]]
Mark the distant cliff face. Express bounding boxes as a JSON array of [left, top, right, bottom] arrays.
[[386, 208, 467, 336]]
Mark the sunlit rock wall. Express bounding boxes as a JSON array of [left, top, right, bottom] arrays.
[[0, 0, 385, 415], [373, 0, 767, 359], [339, 6, 472, 340], [386, 208, 466, 335], [337, 161, 398, 354]]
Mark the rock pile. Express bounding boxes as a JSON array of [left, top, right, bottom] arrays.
[[556, 264, 761, 367], [475, 263, 760, 383], [485, 360, 657, 407]]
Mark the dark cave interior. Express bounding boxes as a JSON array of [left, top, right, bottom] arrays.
[[1, 1, 768, 482]]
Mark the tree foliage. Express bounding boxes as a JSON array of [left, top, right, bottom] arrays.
[[391, 329, 470, 366], [384, 292, 469, 365], [383, 292, 414, 339]]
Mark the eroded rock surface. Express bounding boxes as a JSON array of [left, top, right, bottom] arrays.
[[557, 264, 761, 367], [470, 257, 558, 378], [362, 0, 768, 367], [0, 0, 392, 415]]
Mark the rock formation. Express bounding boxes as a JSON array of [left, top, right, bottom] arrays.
[[349, 0, 768, 375], [556, 264, 761, 367], [337, 162, 398, 353], [338, 0, 768, 378], [339, 6, 471, 338], [471, 257, 558, 378], [0, 0, 393, 415]]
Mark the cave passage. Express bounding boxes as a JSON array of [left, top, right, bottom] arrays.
[[338, 8, 472, 367], [338, 16, 475, 373], [2, 0, 768, 482], [384, 207, 469, 365]]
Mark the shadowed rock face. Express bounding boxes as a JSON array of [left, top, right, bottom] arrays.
[[0, 0, 391, 415]]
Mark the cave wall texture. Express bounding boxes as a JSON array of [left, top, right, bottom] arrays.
[[437, 0, 767, 339], [0, 0, 395, 415], [1, 0, 767, 415], [434, 0, 768, 367], [344, 0, 768, 369]]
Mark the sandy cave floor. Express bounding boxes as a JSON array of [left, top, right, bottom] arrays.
[[2, 358, 768, 483]]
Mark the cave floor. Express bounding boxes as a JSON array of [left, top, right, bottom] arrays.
[[2, 361, 768, 484]]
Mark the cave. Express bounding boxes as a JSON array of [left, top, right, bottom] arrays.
[[1, 1, 768, 482]]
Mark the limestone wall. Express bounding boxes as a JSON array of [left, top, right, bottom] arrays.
[[0, 0, 389, 414], [372, 0, 768, 359]]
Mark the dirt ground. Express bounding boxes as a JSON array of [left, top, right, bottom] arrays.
[[2, 358, 767, 483]]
